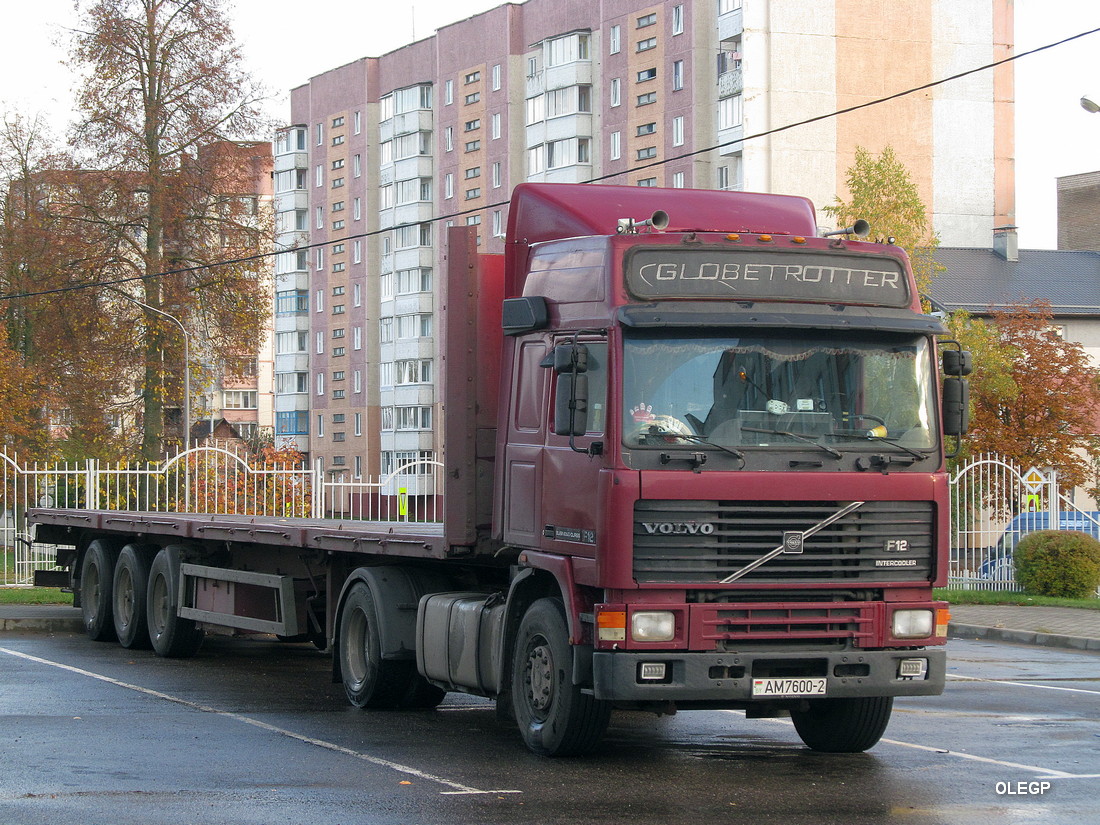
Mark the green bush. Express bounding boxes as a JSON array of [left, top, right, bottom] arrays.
[[1014, 530, 1100, 599]]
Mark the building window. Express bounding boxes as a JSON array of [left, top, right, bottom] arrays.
[[333, 346, 345, 357], [673, 4, 684, 35], [315, 289, 324, 312], [333, 304, 345, 315], [546, 33, 590, 67], [315, 205, 323, 228], [332, 201, 345, 213], [672, 60, 684, 91], [718, 94, 743, 129], [445, 173, 454, 199], [638, 177, 657, 187], [637, 37, 657, 53], [332, 390, 345, 400], [444, 127, 453, 152], [465, 167, 481, 180], [673, 115, 685, 146], [331, 158, 344, 170], [315, 165, 323, 186], [637, 91, 657, 106], [276, 411, 308, 434], [673, 171, 685, 188], [395, 358, 432, 384], [353, 198, 361, 220], [465, 92, 480, 105], [275, 290, 308, 315], [354, 371, 362, 394], [332, 220, 345, 231], [492, 64, 501, 90], [317, 414, 324, 437], [465, 187, 481, 200], [637, 122, 657, 136], [332, 135, 344, 146], [492, 162, 502, 188], [353, 154, 361, 177], [354, 412, 363, 435], [276, 331, 308, 353], [333, 370, 345, 381], [276, 372, 308, 395], [637, 67, 657, 82], [610, 77, 621, 107], [465, 119, 481, 132], [465, 70, 481, 84], [465, 140, 481, 152], [637, 146, 657, 160], [491, 112, 501, 139], [396, 406, 432, 430], [222, 390, 257, 409], [332, 177, 344, 188], [492, 209, 503, 237], [609, 25, 621, 54], [445, 79, 453, 105], [316, 331, 324, 354], [637, 13, 657, 28], [315, 123, 323, 145], [354, 326, 362, 350], [526, 94, 545, 124], [332, 432, 346, 443], [353, 241, 362, 263], [610, 131, 621, 160], [353, 111, 361, 134]]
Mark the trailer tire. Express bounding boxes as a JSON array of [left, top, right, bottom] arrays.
[[112, 544, 153, 649], [80, 540, 119, 642], [791, 696, 893, 753], [339, 582, 412, 708], [512, 598, 610, 756], [146, 547, 204, 659]]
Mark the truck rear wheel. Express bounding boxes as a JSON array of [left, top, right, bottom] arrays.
[[80, 539, 119, 642], [791, 696, 893, 752], [112, 544, 153, 649], [146, 547, 204, 659], [512, 598, 610, 756], [339, 582, 413, 708]]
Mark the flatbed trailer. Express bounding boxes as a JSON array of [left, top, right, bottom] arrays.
[[30, 183, 970, 756]]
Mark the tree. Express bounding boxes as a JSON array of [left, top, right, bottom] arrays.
[[824, 145, 942, 297], [0, 114, 136, 459], [67, 0, 272, 459], [949, 301, 1100, 494]]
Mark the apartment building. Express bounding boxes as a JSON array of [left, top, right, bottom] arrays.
[[278, 0, 1013, 477]]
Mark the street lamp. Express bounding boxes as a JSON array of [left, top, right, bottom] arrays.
[[117, 295, 191, 452], [1081, 96, 1100, 114]]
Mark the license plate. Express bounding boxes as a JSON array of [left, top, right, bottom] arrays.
[[752, 677, 827, 697]]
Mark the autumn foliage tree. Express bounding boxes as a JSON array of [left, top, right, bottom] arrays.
[[824, 145, 942, 297], [67, 0, 272, 459], [949, 301, 1100, 493]]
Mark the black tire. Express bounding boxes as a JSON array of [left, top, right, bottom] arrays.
[[512, 598, 610, 756], [338, 582, 414, 708], [112, 544, 153, 649], [146, 547, 204, 659], [791, 696, 894, 753], [80, 539, 119, 642]]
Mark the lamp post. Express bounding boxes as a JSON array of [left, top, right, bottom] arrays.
[[119, 296, 191, 452]]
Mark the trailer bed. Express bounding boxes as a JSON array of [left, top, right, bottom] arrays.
[[28, 509, 449, 560]]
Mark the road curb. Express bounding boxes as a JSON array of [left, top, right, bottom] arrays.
[[949, 622, 1100, 652], [0, 617, 84, 633]]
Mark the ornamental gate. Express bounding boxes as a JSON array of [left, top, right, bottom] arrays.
[[948, 453, 1099, 591]]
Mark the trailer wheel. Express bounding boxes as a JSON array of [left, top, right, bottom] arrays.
[[146, 547, 204, 659], [112, 545, 153, 649], [80, 540, 119, 642], [339, 582, 411, 708], [791, 696, 893, 753], [512, 598, 610, 756]]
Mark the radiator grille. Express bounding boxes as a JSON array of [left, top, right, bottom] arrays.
[[692, 601, 876, 647], [633, 500, 933, 584]]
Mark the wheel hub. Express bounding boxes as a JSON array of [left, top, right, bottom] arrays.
[[526, 642, 554, 711]]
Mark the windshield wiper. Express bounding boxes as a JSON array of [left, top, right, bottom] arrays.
[[832, 431, 928, 460], [741, 426, 843, 459], [663, 431, 746, 460]]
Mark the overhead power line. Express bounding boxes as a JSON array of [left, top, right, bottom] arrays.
[[2, 24, 1097, 304]]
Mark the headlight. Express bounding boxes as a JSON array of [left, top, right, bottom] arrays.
[[631, 611, 675, 642], [892, 609, 934, 639]]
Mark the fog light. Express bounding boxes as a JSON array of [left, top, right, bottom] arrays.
[[631, 611, 675, 642], [639, 662, 667, 681], [892, 609, 933, 639], [898, 658, 928, 679]]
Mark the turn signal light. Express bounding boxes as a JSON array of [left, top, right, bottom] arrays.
[[597, 610, 626, 642]]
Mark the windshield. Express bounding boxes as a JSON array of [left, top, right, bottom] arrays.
[[622, 332, 937, 451]]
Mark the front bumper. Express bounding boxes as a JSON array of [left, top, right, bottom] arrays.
[[592, 647, 945, 703]]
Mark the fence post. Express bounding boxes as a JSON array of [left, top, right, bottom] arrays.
[[313, 458, 324, 520], [1046, 466, 1059, 529], [85, 459, 96, 510]]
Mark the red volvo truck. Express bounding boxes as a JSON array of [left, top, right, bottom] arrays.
[[30, 183, 970, 756]]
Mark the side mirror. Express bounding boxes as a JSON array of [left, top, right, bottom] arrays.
[[547, 343, 589, 436], [942, 376, 969, 437], [942, 348, 972, 376]]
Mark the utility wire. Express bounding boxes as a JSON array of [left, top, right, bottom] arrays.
[[2, 24, 1097, 303]]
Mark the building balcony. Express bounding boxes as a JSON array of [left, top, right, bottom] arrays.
[[718, 67, 743, 98], [718, 7, 744, 41]]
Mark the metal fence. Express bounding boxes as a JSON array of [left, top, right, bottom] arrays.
[[0, 448, 444, 586]]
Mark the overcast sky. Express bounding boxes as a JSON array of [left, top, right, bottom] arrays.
[[2, 0, 1098, 250]]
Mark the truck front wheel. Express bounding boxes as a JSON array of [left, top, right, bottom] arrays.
[[511, 598, 610, 756], [146, 547, 204, 659], [791, 696, 893, 752], [80, 539, 119, 642]]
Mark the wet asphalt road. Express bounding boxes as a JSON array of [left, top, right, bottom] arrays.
[[0, 631, 1097, 825]]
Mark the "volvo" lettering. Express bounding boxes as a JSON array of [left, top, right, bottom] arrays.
[[641, 522, 715, 535]]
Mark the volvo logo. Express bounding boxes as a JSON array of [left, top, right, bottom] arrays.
[[641, 522, 715, 535]]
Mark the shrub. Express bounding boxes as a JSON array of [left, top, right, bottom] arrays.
[[1014, 530, 1100, 599]]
